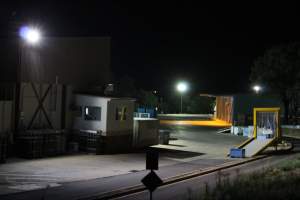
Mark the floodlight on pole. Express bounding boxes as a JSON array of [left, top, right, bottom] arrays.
[[177, 82, 188, 93], [19, 26, 41, 44], [176, 82, 188, 113], [15, 25, 42, 131], [253, 85, 261, 94]]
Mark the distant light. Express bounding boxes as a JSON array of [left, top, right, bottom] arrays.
[[19, 26, 41, 44], [253, 85, 261, 93], [155, 107, 158, 111], [85, 107, 89, 115], [153, 90, 158, 94], [177, 82, 188, 93]]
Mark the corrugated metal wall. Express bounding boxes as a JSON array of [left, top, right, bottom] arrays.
[[0, 101, 12, 134], [216, 96, 233, 123], [18, 82, 63, 130], [0, 83, 15, 135], [0, 83, 15, 101]]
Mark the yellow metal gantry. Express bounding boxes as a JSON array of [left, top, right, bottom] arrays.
[[253, 107, 281, 139]]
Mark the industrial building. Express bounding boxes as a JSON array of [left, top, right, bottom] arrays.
[[215, 94, 282, 125], [0, 37, 117, 159], [0, 36, 159, 160]]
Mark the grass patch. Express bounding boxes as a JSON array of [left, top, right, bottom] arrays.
[[277, 157, 300, 171], [282, 128, 300, 138], [197, 157, 300, 200]]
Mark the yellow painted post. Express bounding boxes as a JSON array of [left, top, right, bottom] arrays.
[[276, 109, 281, 139], [253, 108, 257, 138], [121, 107, 127, 121]]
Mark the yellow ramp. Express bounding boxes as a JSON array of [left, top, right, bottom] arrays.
[[243, 138, 274, 157]]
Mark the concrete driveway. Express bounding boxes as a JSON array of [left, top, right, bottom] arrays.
[[156, 123, 246, 158], [0, 153, 179, 194], [0, 116, 246, 195]]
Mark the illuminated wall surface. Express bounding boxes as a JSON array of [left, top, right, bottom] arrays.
[[216, 96, 233, 123], [73, 94, 135, 136], [232, 94, 282, 123], [215, 94, 282, 125], [0, 37, 111, 90]]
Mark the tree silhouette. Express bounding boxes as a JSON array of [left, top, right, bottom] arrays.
[[115, 75, 137, 97], [139, 90, 158, 108], [250, 43, 300, 123]]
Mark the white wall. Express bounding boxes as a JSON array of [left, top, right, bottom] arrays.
[[64, 85, 74, 129], [73, 95, 109, 133], [133, 118, 158, 148], [106, 99, 135, 136]]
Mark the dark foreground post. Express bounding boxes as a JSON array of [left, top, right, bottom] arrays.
[[141, 148, 163, 200]]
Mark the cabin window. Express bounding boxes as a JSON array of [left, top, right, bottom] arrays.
[[84, 106, 101, 121], [116, 107, 127, 121]]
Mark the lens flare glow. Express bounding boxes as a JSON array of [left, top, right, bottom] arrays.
[[177, 82, 188, 93], [253, 85, 261, 93], [19, 26, 41, 44]]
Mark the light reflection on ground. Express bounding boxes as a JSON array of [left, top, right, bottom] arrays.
[[160, 119, 231, 127]]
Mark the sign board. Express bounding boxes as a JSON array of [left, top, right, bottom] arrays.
[[141, 170, 163, 192], [146, 149, 159, 170]]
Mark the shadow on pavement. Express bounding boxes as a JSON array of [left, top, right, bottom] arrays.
[[151, 147, 204, 159]]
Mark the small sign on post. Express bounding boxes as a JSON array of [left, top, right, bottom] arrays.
[[146, 149, 159, 170], [141, 170, 163, 199], [142, 148, 162, 200]]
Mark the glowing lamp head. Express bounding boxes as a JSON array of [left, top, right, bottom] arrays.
[[253, 85, 261, 93], [177, 82, 188, 93], [19, 26, 41, 44]]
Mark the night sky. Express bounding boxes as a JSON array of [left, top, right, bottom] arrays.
[[1, 1, 300, 95]]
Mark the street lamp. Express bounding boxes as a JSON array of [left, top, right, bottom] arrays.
[[253, 85, 261, 94], [15, 26, 42, 131], [19, 26, 41, 45], [18, 25, 42, 82], [176, 82, 188, 113]]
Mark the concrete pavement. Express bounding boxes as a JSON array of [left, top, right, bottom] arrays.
[[157, 114, 213, 120], [0, 153, 179, 195], [0, 117, 248, 199], [0, 156, 238, 200], [156, 125, 246, 157], [160, 119, 231, 127], [116, 152, 300, 200]]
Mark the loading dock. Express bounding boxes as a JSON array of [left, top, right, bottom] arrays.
[[231, 107, 292, 157]]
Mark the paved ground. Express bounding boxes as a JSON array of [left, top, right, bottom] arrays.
[[0, 153, 181, 195], [156, 125, 246, 157], [116, 152, 300, 200], [0, 157, 239, 200], [117, 137, 300, 200], [157, 114, 213, 120], [0, 116, 247, 198], [160, 119, 231, 127]]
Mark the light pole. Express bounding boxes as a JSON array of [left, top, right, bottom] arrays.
[[252, 85, 261, 94], [15, 26, 42, 130], [18, 26, 41, 82], [19, 26, 41, 45], [176, 82, 188, 113]]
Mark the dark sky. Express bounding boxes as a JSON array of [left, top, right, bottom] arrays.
[[1, 1, 300, 95]]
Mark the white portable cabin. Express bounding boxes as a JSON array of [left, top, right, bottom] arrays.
[[73, 94, 135, 137]]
